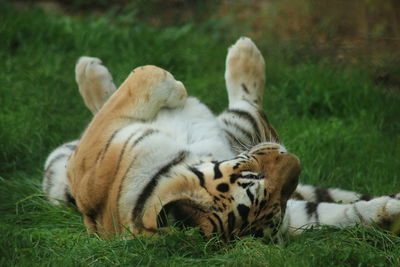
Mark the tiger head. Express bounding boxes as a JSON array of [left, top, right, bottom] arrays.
[[142, 142, 301, 240]]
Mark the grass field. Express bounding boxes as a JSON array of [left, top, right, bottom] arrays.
[[1, 3, 400, 266]]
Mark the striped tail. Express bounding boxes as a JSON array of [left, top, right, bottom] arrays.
[[282, 193, 400, 235]]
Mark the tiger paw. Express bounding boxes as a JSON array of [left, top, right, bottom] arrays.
[[225, 37, 265, 106], [130, 65, 187, 108], [75, 56, 117, 114]]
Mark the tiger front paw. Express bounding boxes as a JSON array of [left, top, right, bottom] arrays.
[[115, 65, 187, 119], [225, 37, 265, 106]]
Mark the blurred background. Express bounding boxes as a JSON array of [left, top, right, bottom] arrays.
[[22, 0, 400, 84]]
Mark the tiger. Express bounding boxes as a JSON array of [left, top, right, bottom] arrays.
[[43, 37, 400, 240]]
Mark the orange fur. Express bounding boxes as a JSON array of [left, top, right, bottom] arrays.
[[68, 66, 187, 236]]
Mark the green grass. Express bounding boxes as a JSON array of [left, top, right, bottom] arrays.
[[1, 3, 400, 266]]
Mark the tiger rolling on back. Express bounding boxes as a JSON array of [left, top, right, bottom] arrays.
[[43, 37, 400, 240]]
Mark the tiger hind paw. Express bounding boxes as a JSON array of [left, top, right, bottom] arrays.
[[225, 37, 265, 107], [75, 56, 117, 114]]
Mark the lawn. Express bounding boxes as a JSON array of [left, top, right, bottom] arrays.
[[1, 3, 399, 266]]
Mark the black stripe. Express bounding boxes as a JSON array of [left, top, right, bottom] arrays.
[[227, 211, 236, 236], [237, 204, 250, 222], [232, 161, 242, 170], [113, 132, 137, 177], [262, 212, 274, 222], [235, 154, 249, 160], [250, 154, 260, 164], [238, 182, 253, 188], [213, 162, 223, 179], [259, 200, 267, 210], [189, 167, 205, 187], [241, 173, 264, 180], [130, 129, 158, 150], [120, 156, 138, 181], [353, 205, 365, 223], [119, 116, 146, 122], [65, 189, 76, 206], [43, 169, 54, 194], [45, 154, 68, 172], [230, 174, 240, 183], [291, 192, 305, 200], [116, 155, 139, 214], [226, 109, 261, 142], [44, 153, 68, 195], [222, 119, 254, 142], [64, 144, 77, 150], [223, 129, 240, 149], [315, 187, 334, 203], [257, 109, 280, 143], [246, 188, 255, 203], [360, 194, 372, 201], [132, 151, 187, 220], [95, 150, 102, 164], [212, 212, 224, 234], [101, 128, 121, 160], [207, 217, 218, 233], [305, 202, 319, 221], [241, 83, 249, 94]]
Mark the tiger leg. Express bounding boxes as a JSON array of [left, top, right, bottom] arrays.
[[75, 56, 117, 114], [218, 37, 279, 154], [42, 57, 117, 205], [281, 194, 400, 235], [72, 64, 188, 164], [67, 65, 187, 235]]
